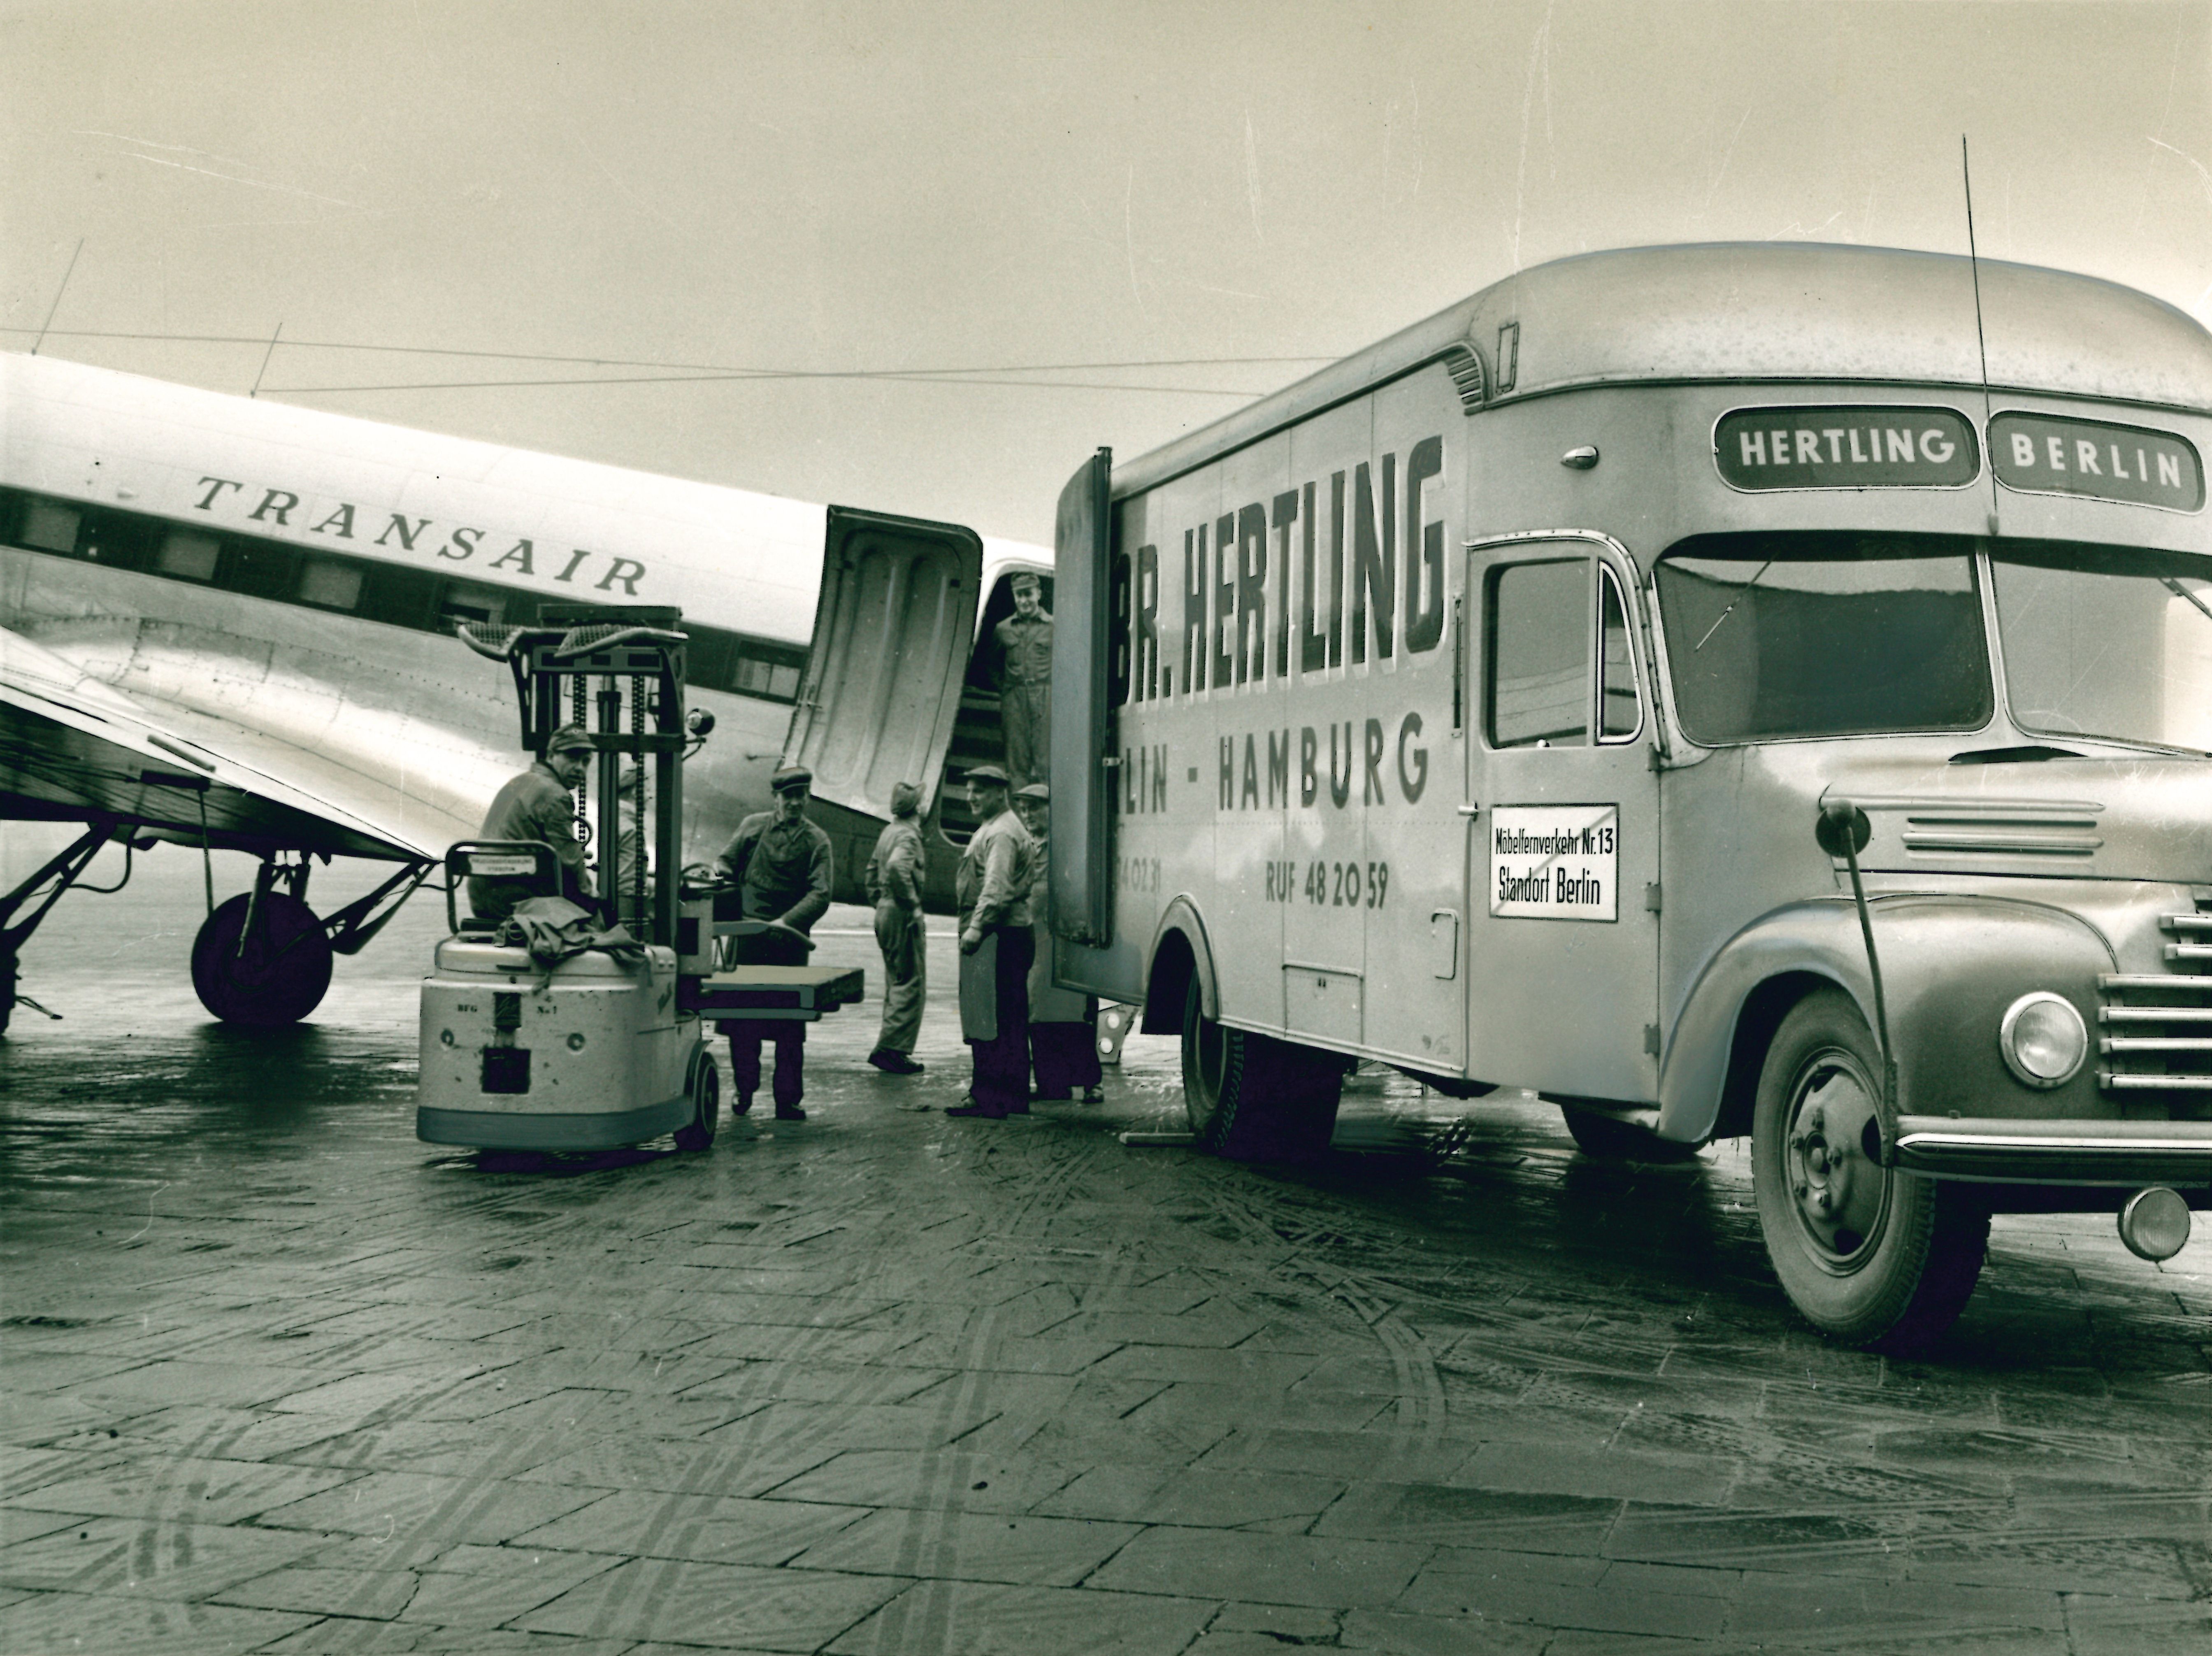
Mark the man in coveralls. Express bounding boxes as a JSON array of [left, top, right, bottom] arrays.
[[468, 723, 595, 923], [712, 765, 832, 1121], [994, 571, 1052, 788], [947, 765, 1036, 1119], [865, 781, 928, 1077], [1014, 782, 1104, 1102]]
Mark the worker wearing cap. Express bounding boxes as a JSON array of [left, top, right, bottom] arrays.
[[993, 572, 1053, 788], [1014, 782, 1103, 1102], [469, 724, 595, 923], [948, 765, 1037, 1119], [864, 781, 928, 1077], [711, 765, 834, 1121]]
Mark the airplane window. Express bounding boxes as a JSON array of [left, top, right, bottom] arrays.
[[157, 531, 221, 581], [21, 499, 81, 554], [437, 587, 503, 630], [299, 560, 364, 610], [732, 656, 804, 701]]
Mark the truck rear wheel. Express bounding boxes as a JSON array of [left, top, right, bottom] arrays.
[[1752, 988, 1988, 1354], [1180, 976, 1341, 1162]]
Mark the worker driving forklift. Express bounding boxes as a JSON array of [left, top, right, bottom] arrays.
[[416, 604, 862, 1156]]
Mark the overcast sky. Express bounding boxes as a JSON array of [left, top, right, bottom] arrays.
[[4, 0, 2209, 547]]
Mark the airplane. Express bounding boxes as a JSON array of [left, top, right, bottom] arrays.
[[0, 350, 1052, 1033]]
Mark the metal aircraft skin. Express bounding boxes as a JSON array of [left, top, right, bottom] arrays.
[[0, 350, 1049, 1028]]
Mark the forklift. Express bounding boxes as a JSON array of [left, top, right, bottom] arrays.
[[416, 604, 862, 1153]]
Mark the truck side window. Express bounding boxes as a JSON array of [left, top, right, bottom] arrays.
[[1488, 558, 1590, 748], [1599, 565, 1642, 741]]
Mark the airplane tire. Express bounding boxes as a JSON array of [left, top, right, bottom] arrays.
[[1180, 976, 1341, 1163], [674, 1048, 720, 1153], [190, 892, 335, 1027]]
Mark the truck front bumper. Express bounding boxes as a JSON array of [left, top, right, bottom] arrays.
[[1892, 1115, 2212, 1185]]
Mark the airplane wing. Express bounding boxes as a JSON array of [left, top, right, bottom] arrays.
[[0, 623, 465, 861]]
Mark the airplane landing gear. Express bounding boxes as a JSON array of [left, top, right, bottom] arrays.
[[0, 820, 126, 1038], [190, 857, 335, 1027]]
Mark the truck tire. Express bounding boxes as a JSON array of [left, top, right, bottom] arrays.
[[1752, 988, 1988, 1354], [1180, 976, 1342, 1162]]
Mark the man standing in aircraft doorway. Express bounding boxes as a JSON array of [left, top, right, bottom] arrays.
[[468, 724, 596, 923], [712, 766, 832, 1121], [994, 572, 1052, 788]]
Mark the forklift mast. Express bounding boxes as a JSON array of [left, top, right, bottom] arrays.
[[497, 603, 689, 950]]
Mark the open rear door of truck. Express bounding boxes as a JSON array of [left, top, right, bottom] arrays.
[[1049, 448, 1115, 947], [782, 506, 982, 822]]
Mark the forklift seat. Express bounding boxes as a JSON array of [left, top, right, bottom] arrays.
[[442, 841, 562, 937]]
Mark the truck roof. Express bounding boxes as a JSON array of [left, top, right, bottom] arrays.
[[1112, 242, 2212, 500]]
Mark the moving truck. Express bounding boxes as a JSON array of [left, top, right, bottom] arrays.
[[1046, 242, 2212, 1353]]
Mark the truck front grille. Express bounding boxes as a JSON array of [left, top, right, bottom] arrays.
[[2098, 909, 2212, 1100]]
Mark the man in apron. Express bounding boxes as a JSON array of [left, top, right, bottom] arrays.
[[1014, 783, 1103, 1102], [711, 765, 832, 1121], [947, 765, 1036, 1119], [865, 781, 928, 1077]]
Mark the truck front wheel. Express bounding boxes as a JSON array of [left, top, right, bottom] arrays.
[[1752, 988, 1988, 1354], [1180, 976, 1341, 1162]]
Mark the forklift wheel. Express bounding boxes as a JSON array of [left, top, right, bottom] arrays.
[[675, 1049, 720, 1152]]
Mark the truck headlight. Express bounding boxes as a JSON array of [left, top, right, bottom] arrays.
[[1999, 992, 2087, 1088]]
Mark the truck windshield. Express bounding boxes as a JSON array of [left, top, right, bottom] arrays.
[[1654, 533, 1992, 744], [1990, 541, 2212, 754]]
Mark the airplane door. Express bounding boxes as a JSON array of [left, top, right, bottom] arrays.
[[783, 507, 983, 820], [1465, 536, 1660, 1103]]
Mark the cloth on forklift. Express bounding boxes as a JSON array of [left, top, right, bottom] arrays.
[[494, 896, 646, 989]]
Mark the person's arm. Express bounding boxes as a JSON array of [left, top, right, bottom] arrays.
[[775, 831, 832, 932], [885, 828, 924, 910], [713, 819, 761, 886], [967, 828, 1020, 932], [523, 779, 592, 896]]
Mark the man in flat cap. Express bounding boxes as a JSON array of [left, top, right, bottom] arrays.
[[712, 765, 833, 1121], [1014, 782, 1103, 1102], [993, 571, 1052, 788], [948, 765, 1037, 1119], [864, 781, 928, 1078], [469, 723, 595, 923]]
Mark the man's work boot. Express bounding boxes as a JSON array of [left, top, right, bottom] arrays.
[[774, 1102, 807, 1122], [869, 1049, 925, 1075], [733, 1093, 754, 1117]]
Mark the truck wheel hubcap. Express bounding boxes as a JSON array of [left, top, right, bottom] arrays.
[[1784, 1054, 1888, 1270]]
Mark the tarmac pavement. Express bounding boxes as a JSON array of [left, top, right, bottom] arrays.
[[1, 842, 2210, 1653]]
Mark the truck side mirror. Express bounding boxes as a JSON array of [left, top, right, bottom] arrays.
[[1815, 801, 1871, 859]]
